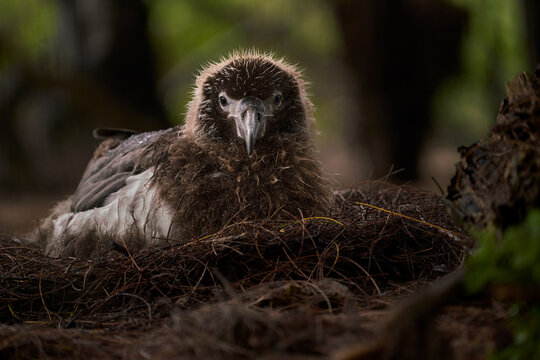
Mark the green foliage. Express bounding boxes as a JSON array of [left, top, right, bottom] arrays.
[[465, 209, 540, 359], [0, 0, 57, 69], [433, 0, 528, 143], [492, 305, 540, 360], [465, 209, 540, 293]]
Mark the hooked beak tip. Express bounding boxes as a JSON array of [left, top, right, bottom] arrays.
[[235, 97, 266, 156], [241, 110, 261, 156], [246, 142, 254, 156]]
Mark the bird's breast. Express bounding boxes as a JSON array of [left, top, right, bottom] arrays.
[[152, 136, 331, 241]]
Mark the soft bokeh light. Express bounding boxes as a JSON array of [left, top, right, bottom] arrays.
[[434, 0, 528, 143]]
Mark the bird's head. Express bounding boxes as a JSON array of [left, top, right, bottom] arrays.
[[185, 51, 314, 155]]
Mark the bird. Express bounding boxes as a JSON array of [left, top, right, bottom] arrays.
[[31, 50, 334, 258]]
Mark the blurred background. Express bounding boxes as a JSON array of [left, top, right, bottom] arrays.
[[0, 0, 537, 234]]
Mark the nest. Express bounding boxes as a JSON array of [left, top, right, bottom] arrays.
[[0, 183, 468, 359]]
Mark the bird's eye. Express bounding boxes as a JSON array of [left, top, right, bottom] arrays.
[[273, 93, 282, 106], [219, 95, 228, 108]]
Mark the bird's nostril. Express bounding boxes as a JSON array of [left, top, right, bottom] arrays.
[[242, 109, 263, 122]]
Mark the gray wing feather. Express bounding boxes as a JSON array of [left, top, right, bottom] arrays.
[[71, 129, 168, 212]]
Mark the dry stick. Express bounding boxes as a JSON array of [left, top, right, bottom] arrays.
[[7, 304, 20, 320], [117, 293, 152, 320], [291, 213, 343, 280], [341, 256, 382, 295], [292, 216, 345, 227], [325, 242, 340, 277], [281, 246, 309, 280], [38, 268, 52, 321], [254, 233, 270, 265], [120, 236, 141, 272], [190, 262, 209, 294]]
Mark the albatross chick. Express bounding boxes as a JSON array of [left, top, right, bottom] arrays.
[[32, 51, 333, 258]]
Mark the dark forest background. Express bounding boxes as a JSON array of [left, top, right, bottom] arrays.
[[0, 0, 537, 233]]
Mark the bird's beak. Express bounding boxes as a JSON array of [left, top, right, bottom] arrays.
[[235, 97, 266, 155]]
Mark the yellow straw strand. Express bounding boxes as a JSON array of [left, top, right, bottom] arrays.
[[356, 201, 462, 239], [254, 236, 269, 264], [8, 304, 20, 320], [301, 216, 344, 226], [180, 232, 218, 249]]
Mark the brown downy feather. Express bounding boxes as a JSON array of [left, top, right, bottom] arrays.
[[185, 50, 317, 140], [143, 129, 333, 241]]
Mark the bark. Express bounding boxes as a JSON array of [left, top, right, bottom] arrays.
[[447, 65, 540, 229]]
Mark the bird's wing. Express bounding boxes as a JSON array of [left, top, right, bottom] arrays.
[[71, 128, 170, 212]]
